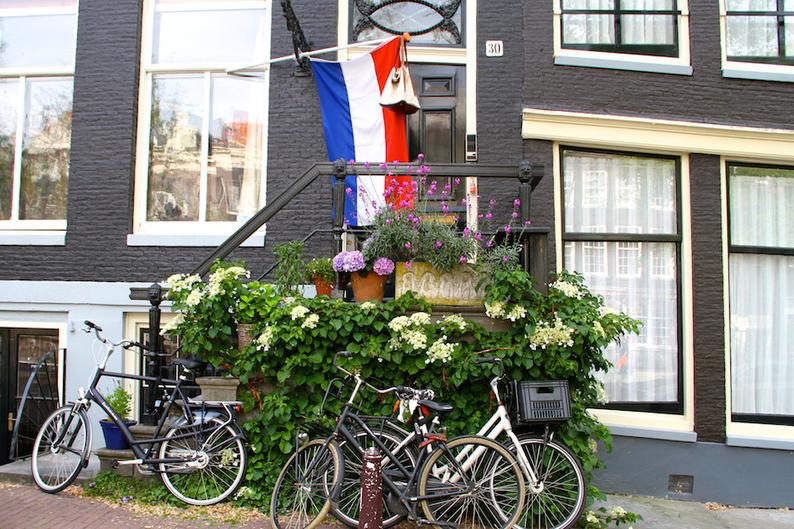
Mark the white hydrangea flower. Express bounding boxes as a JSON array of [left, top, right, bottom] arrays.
[[409, 312, 431, 325], [256, 326, 275, 351], [587, 438, 599, 454], [426, 336, 455, 364], [585, 511, 599, 525], [550, 279, 584, 299], [506, 305, 527, 321], [360, 301, 377, 311], [185, 289, 203, 307], [403, 329, 427, 350], [600, 305, 617, 316], [611, 506, 627, 518], [388, 316, 410, 332], [165, 273, 202, 293], [302, 313, 319, 329], [441, 314, 467, 331], [160, 314, 183, 335], [291, 305, 310, 320], [593, 320, 606, 338], [528, 317, 575, 350], [595, 382, 608, 404], [485, 301, 505, 318]]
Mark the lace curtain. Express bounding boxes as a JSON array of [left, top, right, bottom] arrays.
[[562, 0, 675, 46], [729, 167, 794, 416]]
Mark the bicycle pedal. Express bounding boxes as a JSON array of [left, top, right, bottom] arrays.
[[415, 518, 457, 528]]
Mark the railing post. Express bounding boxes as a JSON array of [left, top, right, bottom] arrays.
[[145, 283, 163, 425], [360, 447, 383, 529], [517, 162, 549, 292], [332, 159, 348, 292]]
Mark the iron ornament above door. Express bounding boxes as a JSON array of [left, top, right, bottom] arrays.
[[352, 0, 463, 45]]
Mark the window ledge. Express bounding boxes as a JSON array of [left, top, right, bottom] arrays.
[[127, 233, 266, 247], [0, 230, 66, 246], [722, 62, 794, 83], [727, 435, 794, 451], [555, 54, 693, 76], [609, 424, 697, 443]]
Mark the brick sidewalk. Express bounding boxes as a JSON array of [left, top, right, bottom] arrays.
[[0, 482, 270, 529]]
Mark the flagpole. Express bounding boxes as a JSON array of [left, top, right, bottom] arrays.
[[226, 37, 396, 77]]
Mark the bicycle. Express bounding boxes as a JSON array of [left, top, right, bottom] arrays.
[[30, 320, 248, 505], [270, 351, 527, 529]]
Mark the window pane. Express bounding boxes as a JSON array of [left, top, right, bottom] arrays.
[[16, 334, 58, 396], [562, 0, 615, 8], [352, 0, 463, 45], [622, 0, 674, 9], [727, 16, 778, 57], [729, 165, 794, 249], [564, 151, 677, 235], [147, 75, 203, 222], [0, 14, 77, 68], [0, 1, 75, 6], [0, 80, 16, 221], [730, 254, 794, 416], [20, 78, 71, 220], [565, 241, 679, 403], [152, 8, 268, 64], [622, 15, 675, 45], [206, 75, 264, 222], [786, 17, 794, 57], [562, 14, 615, 44], [726, 0, 776, 10]]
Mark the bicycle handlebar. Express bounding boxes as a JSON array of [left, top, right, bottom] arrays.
[[333, 351, 433, 400]]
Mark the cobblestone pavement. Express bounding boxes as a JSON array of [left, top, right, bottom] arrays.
[[0, 482, 270, 529]]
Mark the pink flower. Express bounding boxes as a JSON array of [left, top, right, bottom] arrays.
[[474, 232, 482, 241], [405, 261, 412, 269], [502, 255, 510, 263], [379, 162, 388, 170], [463, 227, 471, 238], [454, 177, 461, 185], [364, 161, 371, 169], [504, 225, 512, 234], [460, 198, 467, 206], [441, 202, 449, 214], [486, 240, 494, 249], [435, 240, 444, 249], [524, 219, 532, 225], [459, 255, 468, 264], [485, 212, 493, 220], [511, 211, 519, 219], [513, 198, 521, 208], [345, 187, 353, 196], [404, 242, 412, 250], [417, 153, 425, 162]]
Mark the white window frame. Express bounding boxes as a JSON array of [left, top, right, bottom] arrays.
[[552, 0, 692, 76], [131, 0, 272, 246], [0, 2, 78, 243], [719, 0, 794, 83]]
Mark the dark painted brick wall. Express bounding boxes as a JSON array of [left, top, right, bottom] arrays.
[[689, 154, 726, 442]]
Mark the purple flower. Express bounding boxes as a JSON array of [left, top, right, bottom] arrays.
[[373, 257, 395, 276], [474, 232, 482, 241], [417, 153, 425, 162], [478, 213, 484, 219], [511, 211, 519, 219], [504, 225, 512, 234], [435, 240, 444, 249], [463, 227, 471, 239], [513, 198, 521, 208], [379, 162, 388, 170], [345, 187, 353, 196], [385, 218, 393, 225], [486, 240, 494, 249], [441, 202, 449, 214], [524, 219, 532, 225], [489, 198, 497, 208], [460, 198, 467, 206], [121, 496, 132, 504], [405, 261, 412, 269], [333, 251, 366, 272], [364, 161, 371, 169], [459, 255, 468, 265], [485, 212, 493, 220], [454, 177, 461, 185], [502, 255, 510, 263], [404, 241, 412, 250]]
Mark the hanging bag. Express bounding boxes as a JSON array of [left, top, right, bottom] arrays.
[[380, 37, 420, 114]]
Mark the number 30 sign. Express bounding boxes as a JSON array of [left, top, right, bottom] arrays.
[[485, 40, 503, 57]]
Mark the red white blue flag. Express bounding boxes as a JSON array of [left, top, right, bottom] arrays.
[[311, 37, 411, 226]]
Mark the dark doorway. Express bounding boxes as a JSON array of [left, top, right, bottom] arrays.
[[1, 328, 59, 464]]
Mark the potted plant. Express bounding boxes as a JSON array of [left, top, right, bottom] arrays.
[[305, 257, 335, 296], [332, 250, 394, 302], [100, 384, 135, 450], [273, 240, 306, 296]]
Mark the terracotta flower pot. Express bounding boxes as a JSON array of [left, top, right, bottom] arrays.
[[350, 270, 387, 302], [312, 276, 334, 296]]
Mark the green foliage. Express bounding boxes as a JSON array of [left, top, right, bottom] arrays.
[[166, 260, 640, 515], [83, 470, 180, 506], [105, 384, 132, 419], [273, 241, 306, 296], [583, 506, 643, 528], [304, 257, 335, 284]]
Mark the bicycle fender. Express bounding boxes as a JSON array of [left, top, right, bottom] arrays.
[[170, 410, 224, 428]]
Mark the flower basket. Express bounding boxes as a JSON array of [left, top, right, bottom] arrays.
[[395, 262, 484, 306], [350, 270, 387, 302]]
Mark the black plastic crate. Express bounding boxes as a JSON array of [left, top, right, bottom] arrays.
[[511, 380, 571, 423]]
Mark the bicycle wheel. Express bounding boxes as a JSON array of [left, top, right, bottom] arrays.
[[418, 435, 526, 529], [332, 422, 418, 528], [159, 417, 248, 506], [31, 405, 90, 493], [511, 437, 586, 529], [272, 438, 344, 529]]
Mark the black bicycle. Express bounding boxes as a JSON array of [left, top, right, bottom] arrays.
[[30, 320, 248, 505], [270, 351, 527, 529]]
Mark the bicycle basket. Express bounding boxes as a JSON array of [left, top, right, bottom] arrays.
[[510, 380, 571, 423]]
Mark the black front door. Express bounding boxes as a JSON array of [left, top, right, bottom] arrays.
[[407, 64, 466, 208], [1, 328, 59, 464]]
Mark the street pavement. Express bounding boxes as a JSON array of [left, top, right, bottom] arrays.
[[1, 474, 794, 528]]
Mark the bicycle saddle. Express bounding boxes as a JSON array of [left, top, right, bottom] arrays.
[[171, 357, 206, 370], [418, 399, 453, 414]]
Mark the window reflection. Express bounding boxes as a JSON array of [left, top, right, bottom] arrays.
[[0, 14, 77, 68], [147, 75, 203, 222], [20, 78, 72, 220], [0, 80, 16, 221]]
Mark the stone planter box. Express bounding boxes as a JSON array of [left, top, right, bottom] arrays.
[[395, 262, 484, 306], [195, 376, 240, 402]]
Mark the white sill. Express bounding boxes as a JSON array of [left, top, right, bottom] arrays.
[[127, 233, 266, 247], [727, 435, 794, 451], [0, 230, 66, 245], [722, 61, 794, 83], [555, 54, 693, 76], [608, 424, 697, 443]]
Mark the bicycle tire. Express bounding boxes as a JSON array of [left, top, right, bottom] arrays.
[[510, 436, 586, 529], [31, 405, 90, 494], [272, 438, 344, 529], [332, 423, 418, 528], [418, 435, 526, 529], [158, 417, 248, 505]]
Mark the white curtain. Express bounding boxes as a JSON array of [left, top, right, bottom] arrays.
[[730, 169, 794, 416], [562, 0, 675, 46], [564, 151, 679, 403], [726, 0, 779, 57]]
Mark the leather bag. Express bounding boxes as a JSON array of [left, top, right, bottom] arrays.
[[380, 39, 420, 114]]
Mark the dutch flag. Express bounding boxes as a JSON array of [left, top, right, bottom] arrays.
[[311, 37, 411, 226]]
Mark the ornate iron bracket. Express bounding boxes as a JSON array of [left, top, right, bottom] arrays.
[[281, 0, 312, 76]]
